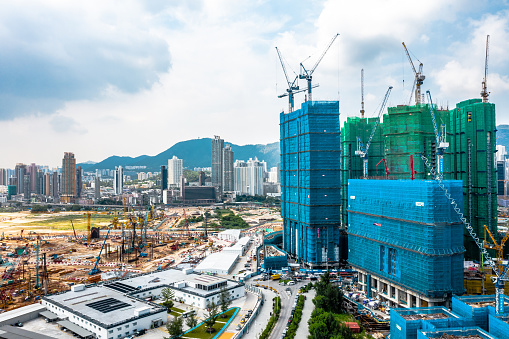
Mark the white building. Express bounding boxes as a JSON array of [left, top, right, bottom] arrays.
[[194, 252, 239, 275], [223, 237, 251, 256], [217, 229, 241, 242], [41, 268, 245, 338], [168, 156, 183, 188], [268, 166, 279, 184], [497, 145, 507, 162], [113, 166, 123, 195], [234, 157, 265, 196]]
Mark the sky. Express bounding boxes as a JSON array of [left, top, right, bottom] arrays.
[[1, 0, 508, 168]]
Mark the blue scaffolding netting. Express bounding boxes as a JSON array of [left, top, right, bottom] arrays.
[[348, 179, 465, 298], [280, 101, 342, 265]]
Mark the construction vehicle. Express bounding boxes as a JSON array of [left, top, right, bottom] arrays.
[[89, 227, 112, 275], [355, 86, 393, 178], [426, 90, 449, 179], [271, 274, 281, 280], [402, 42, 425, 105], [299, 33, 339, 102], [420, 154, 509, 314]]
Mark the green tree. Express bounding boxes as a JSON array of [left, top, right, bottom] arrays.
[[204, 301, 219, 333], [162, 287, 175, 310], [70, 204, 82, 211], [165, 316, 184, 339], [308, 311, 340, 339], [185, 312, 198, 329], [219, 288, 232, 318]]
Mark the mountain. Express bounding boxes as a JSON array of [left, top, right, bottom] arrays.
[[79, 138, 280, 172]]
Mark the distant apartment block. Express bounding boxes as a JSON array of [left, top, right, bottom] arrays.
[[168, 156, 183, 187], [234, 157, 265, 196], [61, 153, 76, 203], [113, 166, 124, 195]]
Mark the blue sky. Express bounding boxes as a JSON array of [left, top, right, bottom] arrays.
[[0, 0, 508, 168]]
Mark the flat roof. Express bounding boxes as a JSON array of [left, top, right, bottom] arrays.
[[0, 304, 46, 324], [45, 285, 164, 328], [194, 252, 239, 273], [39, 311, 59, 321], [56, 320, 94, 338], [187, 275, 227, 286], [0, 325, 56, 339]]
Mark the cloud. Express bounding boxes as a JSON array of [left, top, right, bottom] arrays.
[[433, 10, 509, 105], [0, 0, 171, 120], [49, 115, 87, 134]]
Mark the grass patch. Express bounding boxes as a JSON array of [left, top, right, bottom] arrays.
[[333, 313, 356, 322], [184, 307, 237, 339], [24, 214, 113, 230], [171, 307, 184, 314]]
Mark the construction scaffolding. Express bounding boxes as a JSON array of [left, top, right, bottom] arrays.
[[348, 180, 465, 298], [280, 101, 342, 267]]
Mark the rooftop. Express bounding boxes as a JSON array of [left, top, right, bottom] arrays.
[[194, 252, 239, 273]]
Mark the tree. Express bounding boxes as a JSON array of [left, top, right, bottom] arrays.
[[162, 287, 175, 310], [308, 311, 341, 339], [219, 288, 232, 318], [203, 301, 219, 333], [185, 312, 198, 329], [165, 316, 184, 339]]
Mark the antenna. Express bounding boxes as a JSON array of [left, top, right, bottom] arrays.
[[360, 69, 365, 118]]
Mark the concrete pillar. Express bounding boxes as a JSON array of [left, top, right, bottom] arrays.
[[406, 292, 411, 307], [416, 297, 421, 307]]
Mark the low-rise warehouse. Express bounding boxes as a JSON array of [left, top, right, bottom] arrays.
[[194, 251, 239, 275]]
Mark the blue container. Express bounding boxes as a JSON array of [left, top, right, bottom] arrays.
[[417, 327, 497, 339]]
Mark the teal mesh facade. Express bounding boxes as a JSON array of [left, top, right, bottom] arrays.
[[452, 295, 509, 331], [348, 180, 465, 298], [488, 314, 509, 339], [417, 327, 497, 339], [390, 307, 474, 339], [280, 101, 342, 267]]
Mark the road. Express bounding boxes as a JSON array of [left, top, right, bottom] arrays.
[[257, 279, 306, 339]]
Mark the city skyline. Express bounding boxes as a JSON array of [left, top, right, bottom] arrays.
[[0, 1, 508, 168]]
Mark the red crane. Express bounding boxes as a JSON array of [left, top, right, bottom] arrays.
[[375, 159, 389, 179]]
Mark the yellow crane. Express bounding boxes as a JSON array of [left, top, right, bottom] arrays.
[[484, 225, 509, 274]]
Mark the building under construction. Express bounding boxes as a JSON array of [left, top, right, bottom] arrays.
[[341, 99, 497, 260], [280, 100, 343, 267]]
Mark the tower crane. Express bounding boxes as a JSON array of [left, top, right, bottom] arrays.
[[360, 69, 365, 118], [276, 47, 317, 113], [355, 86, 393, 178], [402, 42, 425, 105], [420, 155, 509, 314], [89, 226, 112, 275], [299, 33, 340, 102], [426, 90, 449, 179], [481, 35, 490, 103]]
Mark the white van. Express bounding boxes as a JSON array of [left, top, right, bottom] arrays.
[[287, 281, 295, 286]]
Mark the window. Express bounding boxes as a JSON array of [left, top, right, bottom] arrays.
[[133, 322, 137, 326], [125, 325, 129, 328], [117, 327, 121, 331], [467, 111, 472, 122]]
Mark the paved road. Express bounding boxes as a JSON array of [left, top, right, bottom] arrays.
[[259, 279, 306, 339]]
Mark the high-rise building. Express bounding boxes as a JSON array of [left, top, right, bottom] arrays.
[[44, 173, 51, 196], [161, 165, 168, 195], [168, 156, 183, 187], [211, 136, 224, 197], [234, 158, 265, 196], [61, 152, 76, 203], [51, 172, 59, 198], [198, 171, 206, 186], [223, 144, 234, 191], [280, 101, 342, 267], [29, 163, 37, 193], [76, 166, 82, 198], [94, 176, 101, 200], [23, 174, 30, 199], [0, 168, 6, 186], [15, 163, 26, 196], [113, 166, 124, 195], [268, 167, 279, 184]]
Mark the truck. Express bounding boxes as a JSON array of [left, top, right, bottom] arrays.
[[271, 274, 280, 280]]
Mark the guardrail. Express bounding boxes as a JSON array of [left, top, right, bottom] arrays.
[[232, 283, 264, 339]]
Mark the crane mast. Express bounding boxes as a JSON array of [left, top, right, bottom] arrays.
[[276, 47, 300, 113], [426, 90, 449, 179], [355, 86, 393, 178], [360, 69, 365, 118], [402, 42, 425, 105], [299, 33, 339, 102], [481, 35, 490, 103]]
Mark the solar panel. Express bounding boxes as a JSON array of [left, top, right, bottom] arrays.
[[106, 282, 139, 294], [86, 298, 130, 313]]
